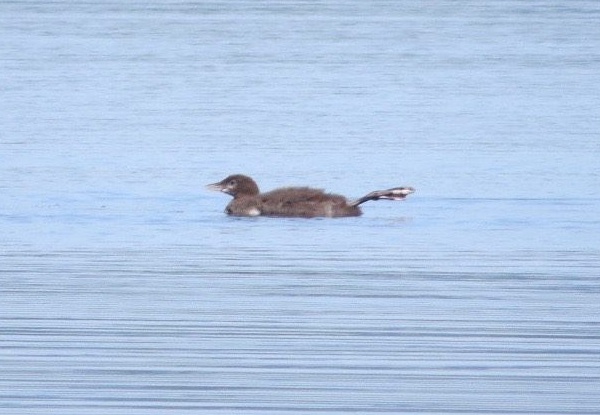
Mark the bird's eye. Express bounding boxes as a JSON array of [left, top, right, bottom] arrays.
[[228, 179, 237, 187]]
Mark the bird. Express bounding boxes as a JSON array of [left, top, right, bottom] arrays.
[[207, 174, 414, 218]]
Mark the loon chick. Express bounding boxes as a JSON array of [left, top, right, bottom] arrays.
[[207, 174, 414, 218]]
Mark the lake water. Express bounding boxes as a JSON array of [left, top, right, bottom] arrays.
[[1, 1, 599, 414]]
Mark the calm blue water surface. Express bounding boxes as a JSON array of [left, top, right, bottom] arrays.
[[1, 1, 599, 414]]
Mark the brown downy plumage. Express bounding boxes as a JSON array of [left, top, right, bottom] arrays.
[[207, 174, 414, 218]]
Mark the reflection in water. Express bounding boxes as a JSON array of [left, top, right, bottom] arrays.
[[2, 242, 599, 413]]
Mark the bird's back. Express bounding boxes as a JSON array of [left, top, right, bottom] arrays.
[[258, 187, 361, 218]]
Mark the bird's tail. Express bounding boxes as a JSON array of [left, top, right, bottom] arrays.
[[350, 186, 415, 207]]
